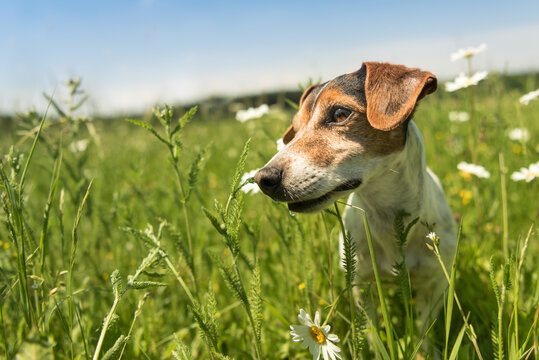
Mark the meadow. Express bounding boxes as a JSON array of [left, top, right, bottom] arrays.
[[0, 68, 538, 360]]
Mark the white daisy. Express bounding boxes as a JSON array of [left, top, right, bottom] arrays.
[[235, 104, 270, 122], [240, 169, 260, 195], [457, 161, 491, 179], [519, 89, 539, 105], [511, 162, 539, 182], [290, 309, 341, 360], [450, 43, 487, 62], [445, 71, 488, 92], [276, 138, 285, 151], [508, 128, 530, 143], [448, 111, 470, 122]]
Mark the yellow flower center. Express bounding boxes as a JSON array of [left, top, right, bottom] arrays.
[[459, 189, 473, 205], [309, 326, 326, 344], [459, 171, 472, 180]]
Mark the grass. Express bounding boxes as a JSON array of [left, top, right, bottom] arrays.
[[0, 70, 538, 359]]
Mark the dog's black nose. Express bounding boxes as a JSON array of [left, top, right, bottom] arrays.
[[254, 166, 282, 196]]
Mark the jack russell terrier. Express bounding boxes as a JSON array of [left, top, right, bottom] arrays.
[[254, 62, 457, 326]]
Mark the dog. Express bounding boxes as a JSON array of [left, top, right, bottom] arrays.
[[254, 62, 457, 327]]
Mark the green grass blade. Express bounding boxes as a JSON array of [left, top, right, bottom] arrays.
[[449, 325, 467, 360], [19, 95, 52, 194], [444, 220, 462, 359], [39, 151, 63, 277], [408, 320, 436, 360], [371, 330, 392, 360], [361, 209, 397, 360]]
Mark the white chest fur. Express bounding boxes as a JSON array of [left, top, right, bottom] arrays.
[[340, 121, 457, 323]]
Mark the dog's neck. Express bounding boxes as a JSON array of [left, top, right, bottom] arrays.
[[355, 120, 426, 223]]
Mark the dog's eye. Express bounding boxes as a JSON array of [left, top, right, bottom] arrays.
[[332, 108, 352, 123]]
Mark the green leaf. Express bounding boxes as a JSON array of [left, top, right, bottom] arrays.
[[170, 231, 194, 275], [135, 248, 162, 274], [489, 256, 501, 306], [393, 210, 406, 244], [502, 259, 513, 291], [230, 138, 251, 196], [491, 324, 504, 360], [153, 104, 174, 127], [172, 338, 193, 360], [371, 329, 392, 360], [110, 269, 122, 300], [448, 325, 467, 360], [174, 105, 198, 134], [202, 207, 227, 236], [126, 118, 170, 146], [408, 320, 435, 360], [186, 145, 208, 202], [403, 217, 419, 244], [71, 94, 89, 111], [342, 231, 356, 289], [392, 260, 412, 306], [128, 279, 167, 290], [190, 301, 218, 351], [225, 194, 244, 257], [392, 210, 418, 248], [249, 265, 263, 343], [104, 313, 120, 333], [352, 304, 367, 355], [42, 92, 66, 118], [102, 335, 127, 360], [213, 257, 249, 310], [121, 226, 158, 250]]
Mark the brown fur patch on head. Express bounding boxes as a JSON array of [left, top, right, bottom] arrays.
[[279, 63, 436, 167], [289, 81, 407, 167], [283, 84, 323, 144], [364, 62, 437, 131]]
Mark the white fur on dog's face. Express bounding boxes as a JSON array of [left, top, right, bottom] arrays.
[[255, 63, 437, 212]]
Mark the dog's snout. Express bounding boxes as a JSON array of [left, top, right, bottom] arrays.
[[254, 166, 282, 196]]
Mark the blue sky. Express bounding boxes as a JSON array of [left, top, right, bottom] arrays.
[[2, 0, 539, 114]]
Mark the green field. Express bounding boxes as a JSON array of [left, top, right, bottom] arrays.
[[0, 72, 538, 360]]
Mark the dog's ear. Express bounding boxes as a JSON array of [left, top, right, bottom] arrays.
[[299, 84, 319, 107], [283, 84, 320, 144], [363, 62, 437, 131], [283, 124, 295, 144]]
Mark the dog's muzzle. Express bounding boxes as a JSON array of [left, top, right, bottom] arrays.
[[254, 166, 361, 212], [254, 166, 283, 197]]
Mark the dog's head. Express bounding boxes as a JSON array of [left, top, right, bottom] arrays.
[[254, 62, 437, 212]]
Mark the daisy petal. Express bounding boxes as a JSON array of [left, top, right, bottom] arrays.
[[299, 309, 313, 326], [322, 325, 331, 334], [327, 334, 339, 343], [321, 346, 330, 360], [326, 342, 342, 360], [311, 343, 321, 360], [314, 311, 321, 327], [290, 325, 311, 342]]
